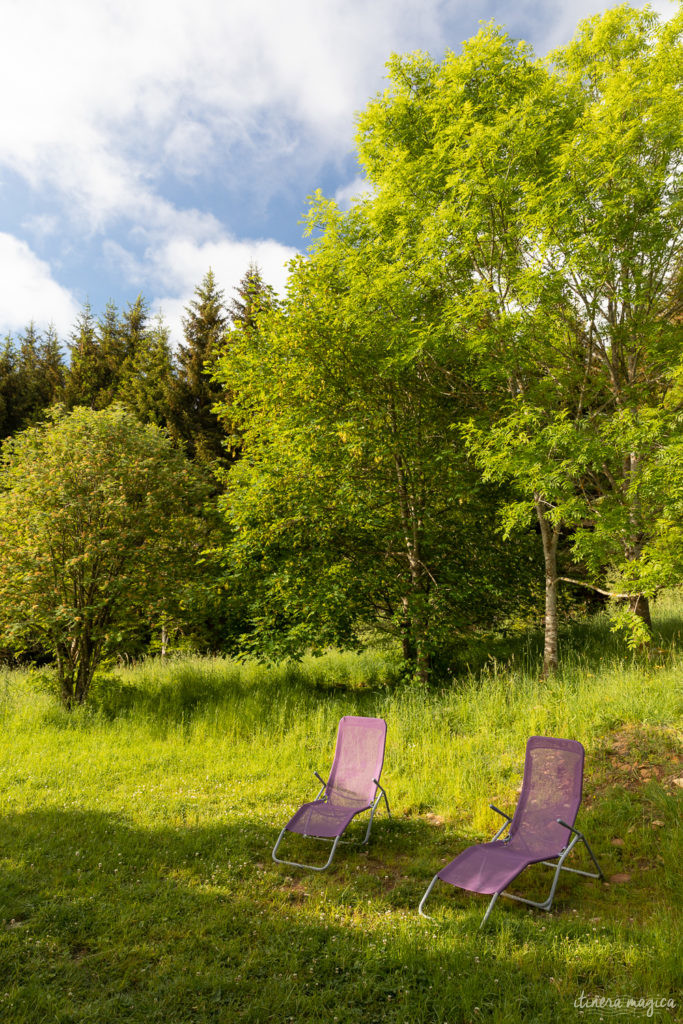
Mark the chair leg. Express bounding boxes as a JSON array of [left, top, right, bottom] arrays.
[[358, 784, 391, 845], [272, 829, 342, 871], [502, 833, 604, 914], [479, 893, 499, 929], [579, 834, 605, 880], [361, 803, 378, 845], [419, 877, 502, 928], [418, 874, 440, 919], [375, 780, 391, 818]]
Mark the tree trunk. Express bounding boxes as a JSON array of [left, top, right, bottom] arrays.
[[624, 451, 652, 633], [60, 675, 75, 708], [629, 594, 652, 630], [535, 497, 561, 678], [56, 645, 76, 707], [400, 596, 416, 663], [391, 401, 431, 684], [74, 646, 95, 704]]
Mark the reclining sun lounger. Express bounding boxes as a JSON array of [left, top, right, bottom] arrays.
[[272, 715, 391, 871], [419, 736, 604, 927]]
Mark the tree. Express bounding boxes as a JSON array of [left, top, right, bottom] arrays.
[[171, 269, 231, 469], [0, 405, 210, 705], [37, 325, 66, 407], [227, 261, 277, 331], [353, 5, 683, 671], [64, 302, 109, 409], [65, 296, 156, 414], [0, 335, 20, 438], [118, 313, 177, 429], [0, 324, 66, 435], [214, 205, 538, 679]]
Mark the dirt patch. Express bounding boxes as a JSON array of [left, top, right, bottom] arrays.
[[423, 812, 445, 826], [592, 724, 683, 794]]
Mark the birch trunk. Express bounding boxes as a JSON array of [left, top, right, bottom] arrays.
[[624, 452, 652, 632], [535, 497, 561, 678], [391, 398, 430, 684]]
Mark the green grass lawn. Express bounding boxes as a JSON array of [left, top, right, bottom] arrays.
[[0, 597, 681, 1023]]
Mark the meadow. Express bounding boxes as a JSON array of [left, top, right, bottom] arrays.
[[0, 596, 681, 1023]]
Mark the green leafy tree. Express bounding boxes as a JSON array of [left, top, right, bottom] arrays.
[[0, 405, 210, 705], [215, 206, 537, 679], [354, 5, 683, 671]]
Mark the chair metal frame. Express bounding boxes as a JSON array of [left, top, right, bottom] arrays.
[[272, 770, 391, 872], [419, 803, 604, 927]]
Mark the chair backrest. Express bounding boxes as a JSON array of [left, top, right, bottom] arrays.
[[326, 716, 387, 807], [508, 736, 584, 855]]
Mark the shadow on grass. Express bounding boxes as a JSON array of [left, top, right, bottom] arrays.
[[0, 803, 679, 1024]]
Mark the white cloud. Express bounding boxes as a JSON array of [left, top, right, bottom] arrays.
[[0, 233, 79, 336], [1, 0, 666, 227], [0, 0, 457, 231]]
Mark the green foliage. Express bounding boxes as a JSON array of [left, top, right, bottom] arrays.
[[352, 5, 683, 668], [118, 313, 176, 429], [0, 405, 210, 704], [214, 206, 539, 677], [64, 297, 178, 432]]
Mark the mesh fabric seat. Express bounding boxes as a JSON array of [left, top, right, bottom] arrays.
[[419, 737, 604, 927], [272, 716, 391, 871]]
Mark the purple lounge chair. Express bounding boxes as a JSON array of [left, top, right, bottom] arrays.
[[419, 736, 604, 927], [272, 715, 391, 871]]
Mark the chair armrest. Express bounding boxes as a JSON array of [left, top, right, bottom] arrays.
[[314, 770, 328, 800], [557, 817, 582, 838], [489, 804, 512, 822]]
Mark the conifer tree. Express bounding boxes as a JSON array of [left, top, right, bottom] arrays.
[[65, 302, 107, 408], [0, 335, 19, 438], [171, 269, 230, 468], [213, 262, 277, 465], [14, 323, 66, 426], [96, 299, 126, 408], [120, 313, 176, 428], [38, 325, 66, 405], [227, 261, 276, 330]]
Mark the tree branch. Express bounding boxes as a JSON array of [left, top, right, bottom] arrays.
[[556, 576, 639, 600]]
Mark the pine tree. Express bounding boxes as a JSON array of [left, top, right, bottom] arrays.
[[0, 335, 19, 438], [96, 299, 126, 408], [65, 303, 107, 409], [171, 269, 230, 468], [214, 263, 277, 464], [16, 323, 43, 425], [227, 261, 276, 330], [120, 313, 176, 428]]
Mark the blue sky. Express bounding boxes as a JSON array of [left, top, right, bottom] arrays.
[[0, 0, 672, 346]]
